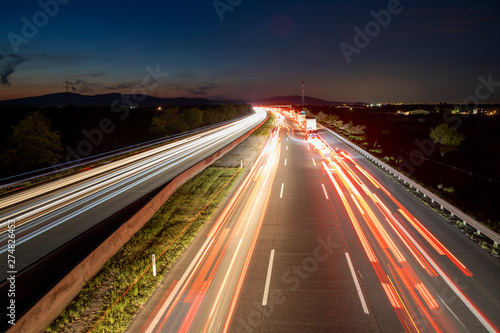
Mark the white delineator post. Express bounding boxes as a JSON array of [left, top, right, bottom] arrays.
[[152, 253, 156, 277]]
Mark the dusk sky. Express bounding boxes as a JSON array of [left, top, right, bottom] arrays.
[[1, 0, 500, 103]]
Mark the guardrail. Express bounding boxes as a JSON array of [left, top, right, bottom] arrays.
[[4, 112, 269, 333], [320, 125, 500, 247], [0, 114, 250, 189]]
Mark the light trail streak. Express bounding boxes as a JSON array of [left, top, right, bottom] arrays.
[[141, 123, 281, 333], [0, 109, 267, 255], [202, 238, 243, 332], [340, 146, 473, 277], [0, 111, 266, 212], [323, 162, 377, 263], [221, 135, 280, 333], [315, 135, 499, 333]]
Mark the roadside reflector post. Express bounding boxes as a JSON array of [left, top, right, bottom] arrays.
[[152, 253, 156, 277]]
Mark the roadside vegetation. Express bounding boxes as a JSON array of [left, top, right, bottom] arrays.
[[429, 123, 465, 157], [0, 104, 252, 194], [46, 166, 243, 333], [148, 104, 252, 137], [252, 111, 275, 136], [308, 105, 499, 235], [0, 112, 63, 171]]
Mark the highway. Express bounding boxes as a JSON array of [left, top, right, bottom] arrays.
[[129, 112, 500, 332], [0, 108, 267, 281], [128, 124, 282, 333]]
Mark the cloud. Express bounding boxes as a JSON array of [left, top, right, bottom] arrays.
[[105, 82, 136, 91], [68, 79, 98, 93], [0, 54, 26, 86], [34, 53, 68, 62], [187, 82, 218, 95]]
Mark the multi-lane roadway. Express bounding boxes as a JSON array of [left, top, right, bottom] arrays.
[[130, 112, 500, 332], [0, 108, 267, 281]]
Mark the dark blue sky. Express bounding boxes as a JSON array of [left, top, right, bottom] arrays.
[[1, 0, 500, 103]]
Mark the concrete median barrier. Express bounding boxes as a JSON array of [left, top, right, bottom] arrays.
[[8, 114, 268, 333]]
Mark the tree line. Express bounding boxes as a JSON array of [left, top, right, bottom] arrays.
[[148, 104, 252, 137], [0, 104, 253, 176], [0, 112, 62, 173]]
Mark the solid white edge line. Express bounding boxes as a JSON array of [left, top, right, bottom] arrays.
[[262, 249, 275, 306], [145, 237, 213, 333], [390, 215, 498, 333], [321, 184, 329, 200], [205, 238, 244, 331], [345, 252, 370, 314], [280, 183, 284, 198]]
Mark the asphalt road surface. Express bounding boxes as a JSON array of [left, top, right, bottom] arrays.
[[0, 109, 267, 281], [130, 112, 500, 333]]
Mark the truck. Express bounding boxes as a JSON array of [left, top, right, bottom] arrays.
[[305, 117, 317, 132]]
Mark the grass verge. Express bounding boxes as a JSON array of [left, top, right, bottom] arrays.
[[252, 112, 275, 136], [45, 166, 243, 333]]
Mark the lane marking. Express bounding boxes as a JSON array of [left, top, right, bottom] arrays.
[[284, 158, 287, 166], [345, 252, 370, 314], [204, 238, 243, 329], [262, 249, 275, 306], [280, 183, 284, 198], [286, 145, 288, 151], [312, 158, 316, 166], [145, 237, 213, 333], [391, 216, 498, 332], [321, 184, 329, 200]]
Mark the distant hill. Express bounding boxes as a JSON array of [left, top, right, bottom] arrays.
[[0, 92, 244, 107], [0, 92, 365, 107], [250, 95, 345, 106]]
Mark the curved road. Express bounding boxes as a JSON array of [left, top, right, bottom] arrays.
[[0, 108, 267, 281]]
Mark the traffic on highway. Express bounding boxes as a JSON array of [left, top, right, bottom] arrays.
[[130, 109, 500, 332], [0, 108, 267, 279], [2, 107, 499, 333]]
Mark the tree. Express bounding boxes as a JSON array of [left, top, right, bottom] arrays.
[[341, 120, 354, 133], [236, 104, 252, 117], [429, 123, 465, 157], [148, 107, 179, 136], [350, 124, 366, 135], [332, 119, 343, 128], [221, 104, 237, 120], [1, 113, 63, 170], [148, 116, 168, 135], [325, 114, 339, 125], [202, 109, 224, 126], [182, 107, 203, 130], [316, 111, 328, 122]]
